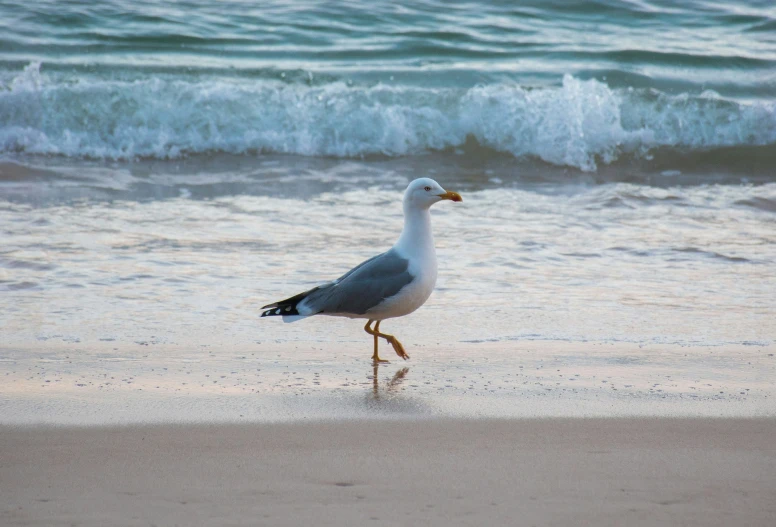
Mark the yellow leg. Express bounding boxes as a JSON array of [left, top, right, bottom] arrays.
[[364, 320, 390, 363], [365, 320, 410, 361]]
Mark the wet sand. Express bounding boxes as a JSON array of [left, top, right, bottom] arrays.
[[2, 341, 775, 425], [2, 418, 775, 527]]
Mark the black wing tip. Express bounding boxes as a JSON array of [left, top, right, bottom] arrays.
[[262, 288, 316, 318], [261, 305, 300, 317]]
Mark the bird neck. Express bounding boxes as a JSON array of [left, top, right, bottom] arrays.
[[395, 205, 434, 257]]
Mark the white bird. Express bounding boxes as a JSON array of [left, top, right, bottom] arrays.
[[261, 178, 462, 362]]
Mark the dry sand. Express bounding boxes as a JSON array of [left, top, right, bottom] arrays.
[[2, 418, 775, 526]]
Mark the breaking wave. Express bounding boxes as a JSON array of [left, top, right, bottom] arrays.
[[1, 62, 775, 171]]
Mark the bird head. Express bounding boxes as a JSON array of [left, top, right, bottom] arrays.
[[403, 178, 462, 210]]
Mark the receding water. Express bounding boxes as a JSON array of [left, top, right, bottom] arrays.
[[2, 155, 774, 348]]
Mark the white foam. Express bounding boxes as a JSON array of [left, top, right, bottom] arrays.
[[1, 64, 774, 171]]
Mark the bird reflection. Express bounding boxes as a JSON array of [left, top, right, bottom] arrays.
[[370, 364, 410, 399]]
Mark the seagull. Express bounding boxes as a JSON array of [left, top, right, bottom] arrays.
[[261, 178, 462, 363]]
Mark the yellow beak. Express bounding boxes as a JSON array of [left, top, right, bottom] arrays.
[[438, 190, 463, 202]]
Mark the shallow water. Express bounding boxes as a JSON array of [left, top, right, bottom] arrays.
[[2, 156, 774, 350]]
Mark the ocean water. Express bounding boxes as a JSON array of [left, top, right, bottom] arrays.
[[1, 1, 775, 422], [1, 0, 775, 169]]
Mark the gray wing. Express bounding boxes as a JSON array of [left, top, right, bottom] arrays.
[[301, 248, 413, 316]]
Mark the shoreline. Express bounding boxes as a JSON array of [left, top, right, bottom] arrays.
[[2, 340, 774, 425]]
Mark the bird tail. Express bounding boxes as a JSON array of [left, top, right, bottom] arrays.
[[261, 287, 321, 322]]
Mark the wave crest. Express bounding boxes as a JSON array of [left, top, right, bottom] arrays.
[[1, 64, 774, 171]]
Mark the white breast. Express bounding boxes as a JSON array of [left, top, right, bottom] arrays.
[[366, 249, 437, 320]]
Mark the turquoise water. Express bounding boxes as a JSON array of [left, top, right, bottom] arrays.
[[1, 0, 774, 170]]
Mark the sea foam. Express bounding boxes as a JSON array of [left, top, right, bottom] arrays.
[[1, 63, 774, 171]]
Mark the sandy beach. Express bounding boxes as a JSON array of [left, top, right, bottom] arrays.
[[2, 339, 774, 526], [3, 1, 776, 525], [2, 418, 775, 527]]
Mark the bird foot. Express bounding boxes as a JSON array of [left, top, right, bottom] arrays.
[[389, 338, 410, 360], [372, 356, 391, 364]]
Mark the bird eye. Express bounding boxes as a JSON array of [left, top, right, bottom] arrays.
[[424, 186, 431, 191]]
